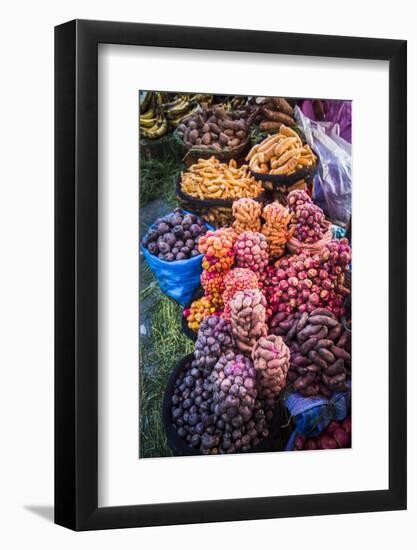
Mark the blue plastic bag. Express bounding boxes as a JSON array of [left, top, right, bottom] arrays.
[[284, 383, 351, 451], [141, 215, 214, 306], [141, 245, 204, 306]]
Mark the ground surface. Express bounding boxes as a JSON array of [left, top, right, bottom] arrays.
[[139, 146, 195, 458]]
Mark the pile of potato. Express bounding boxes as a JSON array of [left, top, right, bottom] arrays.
[[261, 202, 295, 258], [177, 104, 249, 150], [252, 97, 296, 130], [180, 157, 263, 200], [252, 335, 290, 406], [230, 289, 267, 355], [232, 198, 262, 234], [273, 309, 351, 397], [247, 125, 316, 176]]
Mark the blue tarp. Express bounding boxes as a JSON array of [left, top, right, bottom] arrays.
[[284, 382, 351, 450]]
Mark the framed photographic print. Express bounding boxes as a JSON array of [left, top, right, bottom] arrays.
[[55, 19, 407, 530]]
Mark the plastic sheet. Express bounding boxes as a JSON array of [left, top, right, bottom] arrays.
[[295, 106, 352, 225], [298, 99, 352, 143], [284, 383, 351, 451]]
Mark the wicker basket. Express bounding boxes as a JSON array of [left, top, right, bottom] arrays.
[[176, 177, 269, 229], [174, 129, 251, 168]]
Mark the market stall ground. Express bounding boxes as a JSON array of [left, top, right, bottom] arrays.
[[139, 93, 351, 459]]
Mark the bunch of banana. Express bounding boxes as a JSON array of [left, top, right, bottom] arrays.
[[225, 96, 248, 111], [140, 92, 168, 140], [162, 95, 198, 127], [190, 93, 213, 105]]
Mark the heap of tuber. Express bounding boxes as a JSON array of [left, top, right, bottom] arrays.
[[261, 201, 295, 258], [230, 289, 268, 355]]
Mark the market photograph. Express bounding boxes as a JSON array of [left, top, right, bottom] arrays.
[[139, 92, 352, 458]]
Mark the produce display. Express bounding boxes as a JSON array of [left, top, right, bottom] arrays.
[[252, 335, 290, 408], [251, 96, 296, 130], [223, 268, 259, 320], [170, 344, 272, 454], [141, 207, 208, 261], [200, 270, 226, 306], [265, 239, 351, 318], [177, 104, 249, 151], [234, 231, 269, 274], [193, 316, 235, 374], [180, 157, 263, 200], [139, 91, 169, 140], [198, 227, 237, 272], [232, 198, 262, 234], [230, 289, 268, 355], [294, 416, 351, 450], [184, 296, 218, 332], [139, 91, 353, 459], [271, 308, 351, 397], [261, 202, 295, 258], [140, 92, 214, 139], [247, 125, 316, 176], [286, 189, 331, 252]]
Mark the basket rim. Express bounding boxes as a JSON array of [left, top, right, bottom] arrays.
[[176, 175, 268, 208]]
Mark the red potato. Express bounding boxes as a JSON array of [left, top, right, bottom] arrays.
[[294, 435, 305, 450], [305, 439, 318, 451], [342, 417, 352, 434], [326, 421, 340, 436], [333, 428, 351, 448], [320, 434, 338, 450]]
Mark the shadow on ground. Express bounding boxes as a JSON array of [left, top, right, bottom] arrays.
[[24, 505, 54, 523]]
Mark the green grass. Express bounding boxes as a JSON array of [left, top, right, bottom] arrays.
[[139, 156, 181, 207], [139, 135, 192, 458], [139, 274, 194, 458]]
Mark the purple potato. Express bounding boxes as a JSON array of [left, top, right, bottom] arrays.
[[163, 233, 177, 247], [176, 252, 186, 261], [158, 241, 170, 254], [190, 249, 200, 257], [147, 242, 158, 255], [172, 225, 184, 239], [147, 228, 159, 242], [189, 224, 201, 237], [182, 215, 194, 229], [164, 252, 175, 262], [157, 222, 170, 235]]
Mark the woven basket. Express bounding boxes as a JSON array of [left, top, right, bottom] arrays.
[[174, 129, 251, 167], [176, 177, 268, 229]]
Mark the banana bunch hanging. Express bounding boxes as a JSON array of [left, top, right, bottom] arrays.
[[139, 92, 168, 140], [140, 92, 214, 140], [162, 95, 199, 127]]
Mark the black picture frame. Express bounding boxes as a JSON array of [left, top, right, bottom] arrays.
[[55, 19, 407, 531]]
